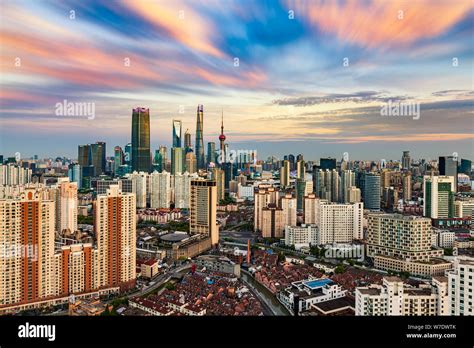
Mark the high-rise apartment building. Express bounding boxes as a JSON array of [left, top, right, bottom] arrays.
[[402, 151, 411, 170], [185, 152, 197, 174], [318, 202, 363, 244], [341, 170, 355, 203], [423, 175, 455, 218], [280, 194, 297, 227], [254, 185, 278, 232], [402, 173, 411, 202], [94, 185, 136, 290], [171, 147, 184, 175], [55, 178, 78, 234], [447, 257, 474, 316], [150, 171, 171, 209], [131, 107, 151, 173], [190, 179, 218, 246]]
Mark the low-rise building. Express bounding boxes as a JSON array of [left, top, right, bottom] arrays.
[[195, 255, 241, 277]]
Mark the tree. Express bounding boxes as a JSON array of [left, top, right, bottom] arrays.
[[335, 265, 345, 274]]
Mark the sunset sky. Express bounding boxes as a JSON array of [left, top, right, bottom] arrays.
[[1, 0, 473, 161]]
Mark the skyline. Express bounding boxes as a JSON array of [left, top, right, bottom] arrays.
[[1, 0, 473, 159]]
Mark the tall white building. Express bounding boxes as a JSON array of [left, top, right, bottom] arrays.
[[55, 178, 78, 234], [126, 171, 148, 208], [253, 185, 278, 232], [355, 276, 449, 316], [0, 164, 32, 186], [318, 202, 363, 244], [150, 171, 171, 209], [173, 172, 197, 209], [447, 257, 474, 316]]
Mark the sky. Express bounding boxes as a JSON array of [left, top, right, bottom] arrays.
[[0, 0, 473, 162]]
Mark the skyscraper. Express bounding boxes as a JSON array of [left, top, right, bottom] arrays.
[[280, 160, 290, 188], [172, 119, 182, 148], [195, 104, 205, 170], [78, 145, 90, 167], [184, 129, 192, 154], [207, 142, 216, 165], [439, 156, 458, 191], [190, 179, 218, 246], [423, 175, 455, 218], [296, 160, 305, 180], [364, 173, 381, 210], [114, 146, 124, 174], [185, 152, 197, 174], [402, 151, 411, 170], [171, 147, 184, 175], [131, 107, 151, 173], [320, 157, 336, 170], [55, 178, 78, 234], [403, 173, 412, 202]]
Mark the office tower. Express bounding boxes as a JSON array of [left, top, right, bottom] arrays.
[[90, 142, 105, 176], [367, 214, 448, 276], [296, 160, 305, 180], [0, 188, 56, 305], [219, 110, 226, 162], [184, 129, 192, 153], [318, 202, 363, 244], [207, 142, 216, 165], [423, 175, 455, 218], [127, 171, 148, 208], [114, 146, 124, 174], [68, 163, 82, 189], [253, 185, 278, 232], [447, 257, 474, 316], [211, 168, 225, 203], [303, 194, 324, 225], [346, 186, 361, 203], [340, 170, 355, 203], [454, 198, 474, 218], [288, 154, 295, 171], [280, 160, 290, 188], [55, 178, 78, 234], [355, 277, 448, 316], [171, 147, 184, 175], [383, 187, 399, 211], [439, 156, 458, 192], [131, 107, 151, 173], [195, 104, 205, 170], [185, 152, 197, 174], [154, 146, 167, 173], [78, 144, 91, 167], [296, 179, 313, 210], [281, 194, 297, 227], [364, 173, 381, 210], [190, 179, 218, 246], [402, 151, 411, 170], [261, 205, 284, 238], [459, 158, 472, 176], [95, 185, 136, 290], [381, 169, 391, 193], [172, 119, 182, 148], [150, 171, 171, 209], [402, 173, 411, 202], [320, 157, 336, 170], [124, 143, 132, 166], [222, 162, 233, 189]]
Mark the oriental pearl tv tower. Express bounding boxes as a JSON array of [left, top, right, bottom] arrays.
[[219, 109, 226, 163]]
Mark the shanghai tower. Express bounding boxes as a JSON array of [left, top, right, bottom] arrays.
[[131, 107, 151, 172], [195, 104, 205, 169]]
